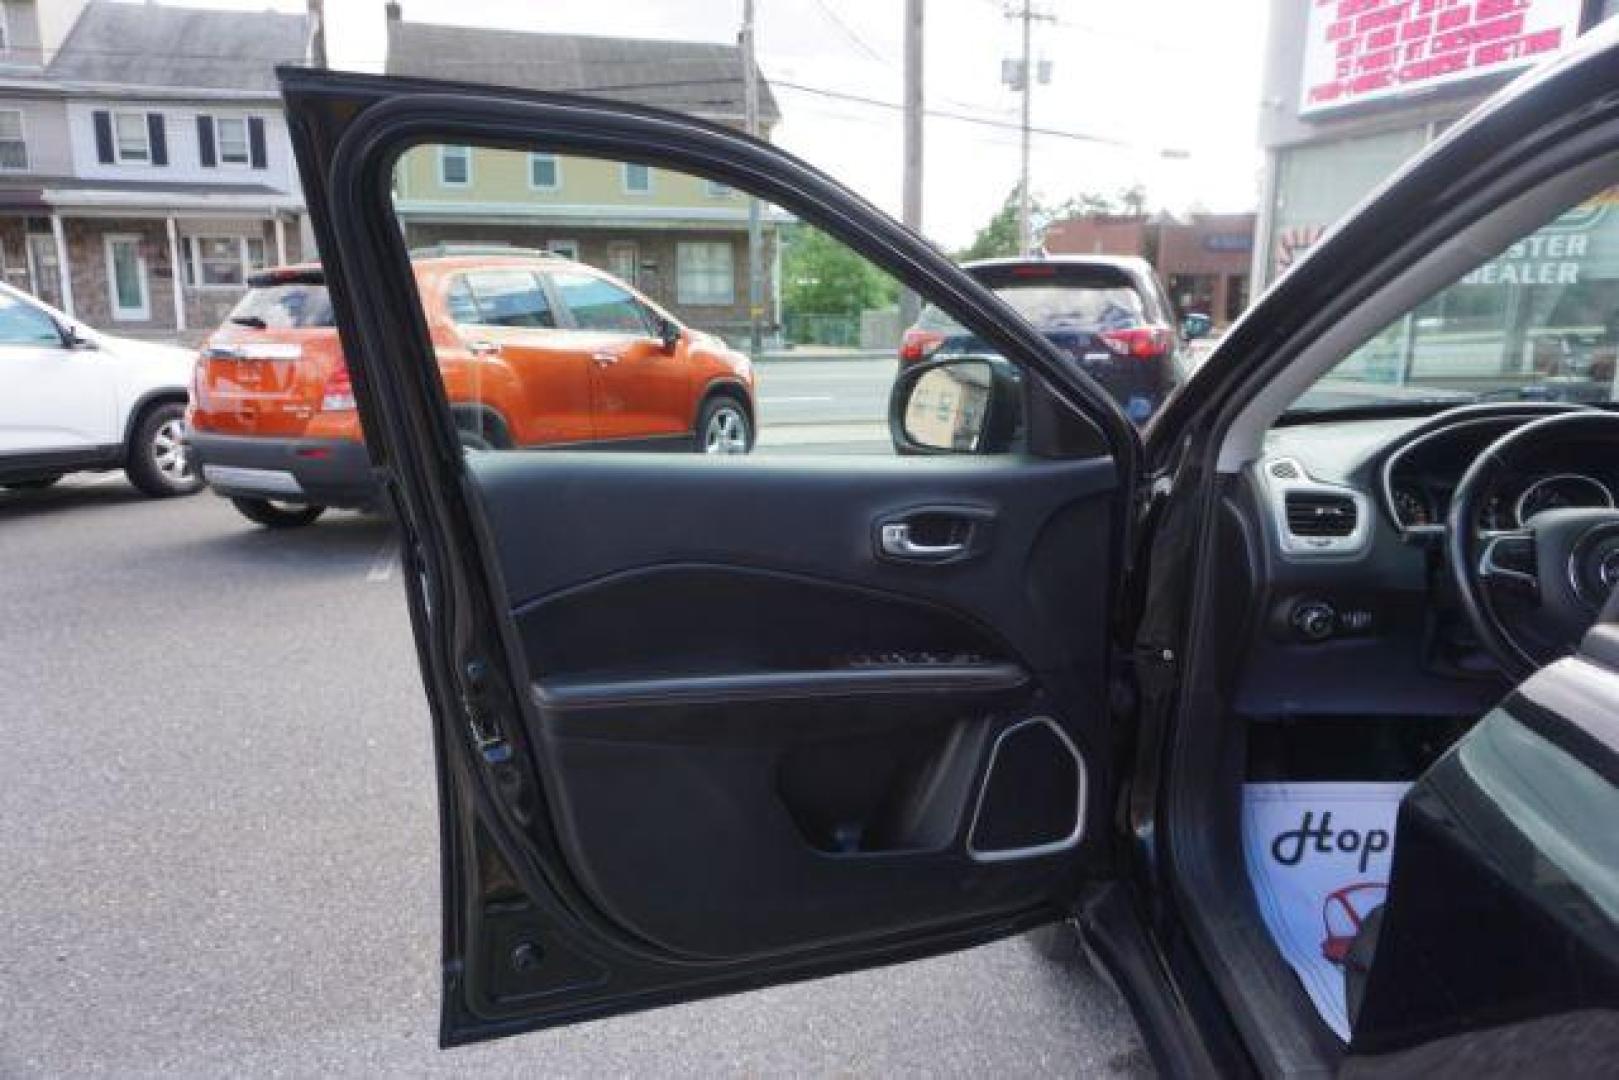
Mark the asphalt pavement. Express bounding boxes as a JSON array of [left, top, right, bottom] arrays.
[[0, 372, 1150, 1077]]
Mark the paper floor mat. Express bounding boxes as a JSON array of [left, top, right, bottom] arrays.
[[1241, 781, 1410, 1042]]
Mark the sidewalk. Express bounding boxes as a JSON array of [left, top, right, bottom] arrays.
[[758, 345, 893, 363]]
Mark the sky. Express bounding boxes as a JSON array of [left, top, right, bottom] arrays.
[[174, 0, 1270, 249]]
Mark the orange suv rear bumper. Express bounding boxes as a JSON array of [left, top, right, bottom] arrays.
[[188, 430, 376, 508]]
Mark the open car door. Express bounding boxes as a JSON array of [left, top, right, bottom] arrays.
[[280, 70, 1146, 1049]]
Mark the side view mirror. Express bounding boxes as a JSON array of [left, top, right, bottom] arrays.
[[657, 316, 682, 353], [1180, 312, 1213, 340], [887, 356, 1022, 455]]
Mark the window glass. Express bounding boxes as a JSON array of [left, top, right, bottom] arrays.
[[463, 270, 554, 328], [677, 242, 734, 306], [392, 143, 1026, 458], [0, 110, 25, 170], [0, 291, 62, 346], [440, 146, 470, 186], [228, 282, 334, 329], [1293, 185, 1619, 414], [553, 271, 652, 334], [530, 153, 559, 189], [445, 277, 480, 324], [114, 112, 149, 162], [216, 117, 249, 165], [187, 236, 248, 287]]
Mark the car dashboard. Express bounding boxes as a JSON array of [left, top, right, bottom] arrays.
[[1230, 402, 1615, 732]]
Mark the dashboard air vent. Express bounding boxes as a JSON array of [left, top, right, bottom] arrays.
[[1269, 459, 1301, 480], [1285, 492, 1358, 538]]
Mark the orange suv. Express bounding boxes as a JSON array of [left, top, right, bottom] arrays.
[[187, 247, 757, 527]]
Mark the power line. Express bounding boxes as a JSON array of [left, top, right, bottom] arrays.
[[773, 80, 1137, 149], [809, 0, 890, 67]]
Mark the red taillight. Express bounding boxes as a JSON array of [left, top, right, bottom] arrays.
[[321, 363, 355, 412], [1099, 325, 1173, 360], [899, 329, 946, 363]]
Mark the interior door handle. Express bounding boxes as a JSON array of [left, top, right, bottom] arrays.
[[879, 523, 965, 559], [873, 506, 995, 564]]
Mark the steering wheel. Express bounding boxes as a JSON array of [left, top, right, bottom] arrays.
[[1448, 410, 1619, 682]]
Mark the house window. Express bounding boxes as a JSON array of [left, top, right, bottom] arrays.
[[439, 145, 471, 186], [545, 239, 579, 261], [184, 235, 268, 287], [529, 152, 560, 191], [622, 162, 652, 194], [607, 242, 638, 286], [706, 180, 733, 198], [114, 112, 150, 163], [677, 242, 734, 305], [0, 111, 26, 171], [215, 117, 249, 166]]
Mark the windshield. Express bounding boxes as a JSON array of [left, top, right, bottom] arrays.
[[1289, 188, 1619, 416], [918, 280, 1147, 334], [227, 283, 335, 330]]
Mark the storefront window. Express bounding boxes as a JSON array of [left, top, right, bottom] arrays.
[[1270, 127, 1430, 282], [1301, 187, 1619, 408]]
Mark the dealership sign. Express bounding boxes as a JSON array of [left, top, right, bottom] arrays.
[[1301, 0, 1583, 115]]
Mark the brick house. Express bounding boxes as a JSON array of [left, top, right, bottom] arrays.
[[384, 6, 788, 343], [1044, 211, 1255, 327], [0, 0, 309, 339]]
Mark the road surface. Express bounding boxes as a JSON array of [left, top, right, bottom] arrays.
[[0, 463, 1150, 1077]]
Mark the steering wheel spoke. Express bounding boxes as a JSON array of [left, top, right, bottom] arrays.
[[1477, 528, 1539, 599]]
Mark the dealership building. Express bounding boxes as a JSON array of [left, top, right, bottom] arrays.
[[1254, 0, 1619, 291]]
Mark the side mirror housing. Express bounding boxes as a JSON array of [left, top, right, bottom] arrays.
[[887, 356, 1022, 454], [658, 316, 682, 353], [1180, 312, 1213, 340]]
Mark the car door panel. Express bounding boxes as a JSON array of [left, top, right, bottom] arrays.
[[471, 452, 1114, 961], [0, 348, 119, 451]]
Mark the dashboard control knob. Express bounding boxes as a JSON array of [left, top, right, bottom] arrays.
[[1292, 601, 1337, 642]]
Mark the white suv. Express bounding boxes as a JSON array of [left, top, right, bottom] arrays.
[[0, 283, 200, 497]]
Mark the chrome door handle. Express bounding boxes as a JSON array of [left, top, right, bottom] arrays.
[[468, 339, 501, 357], [592, 351, 619, 366], [879, 523, 966, 559]]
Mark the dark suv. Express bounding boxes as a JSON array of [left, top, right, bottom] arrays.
[[899, 256, 1193, 424]]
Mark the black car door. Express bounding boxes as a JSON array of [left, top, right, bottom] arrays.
[[280, 70, 1140, 1047]]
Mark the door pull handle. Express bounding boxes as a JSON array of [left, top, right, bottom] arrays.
[[879, 523, 967, 559]]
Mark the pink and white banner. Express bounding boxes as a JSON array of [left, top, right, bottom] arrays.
[[1301, 0, 1583, 115]]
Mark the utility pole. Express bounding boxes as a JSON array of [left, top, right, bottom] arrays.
[[742, 0, 764, 358], [307, 0, 327, 69], [1005, 1, 1051, 256], [900, 0, 924, 327]]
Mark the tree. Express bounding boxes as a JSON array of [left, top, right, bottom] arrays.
[[958, 187, 1023, 261], [781, 224, 899, 316], [960, 185, 1152, 261]]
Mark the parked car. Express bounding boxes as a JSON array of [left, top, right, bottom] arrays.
[[897, 256, 1200, 425], [282, 33, 1619, 1077], [187, 248, 756, 527], [0, 282, 199, 497]]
